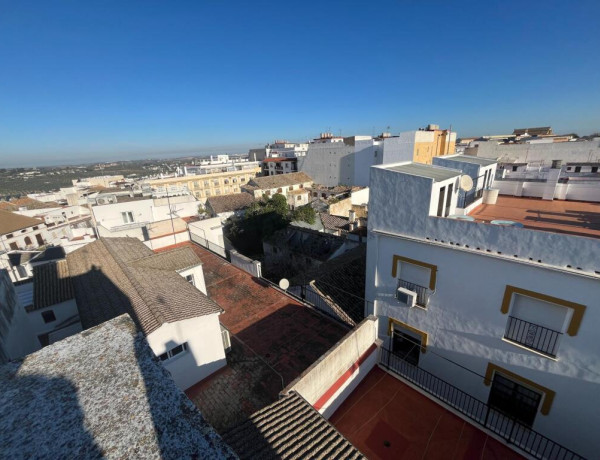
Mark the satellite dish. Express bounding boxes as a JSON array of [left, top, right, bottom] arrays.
[[459, 175, 474, 192], [278, 278, 290, 291]]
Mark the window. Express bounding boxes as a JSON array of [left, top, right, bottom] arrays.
[[185, 274, 195, 286], [241, 177, 246, 182], [575, 166, 581, 173], [392, 255, 436, 307], [42, 310, 56, 323], [592, 166, 598, 173], [32, 226, 38, 231], [204, 180, 210, 187], [224, 179, 229, 184], [121, 211, 134, 223], [512, 166, 518, 172], [9, 242, 18, 250], [488, 373, 541, 427], [212, 180, 219, 186], [501, 286, 584, 358], [215, 189, 221, 195], [392, 328, 421, 366], [35, 234, 44, 245], [6, 233, 13, 238], [158, 342, 189, 361], [445, 183, 453, 217], [566, 167, 572, 171], [436, 186, 446, 217], [24, 236, 32, 246], [205, 190, 211, 197]]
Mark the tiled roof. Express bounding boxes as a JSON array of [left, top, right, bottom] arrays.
[[0, 315, 236, 459], [129, 246, 201, 271], [206, 193, 255, 214], [66, 238, 222, 335], [223, 391, 364, 459], [31, 260, 74, 311], [319, 212, 349, 231], [0, 210, 43, 235], [172, 242, 350, 433], [248, 172, 313, 190]]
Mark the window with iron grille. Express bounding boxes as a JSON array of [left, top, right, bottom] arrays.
[[488, 373, 541, 427]]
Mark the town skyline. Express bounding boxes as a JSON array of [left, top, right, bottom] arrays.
[[2, 1, 599, 167]]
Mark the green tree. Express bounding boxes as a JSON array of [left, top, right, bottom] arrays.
[[292, 205, 316, 224]]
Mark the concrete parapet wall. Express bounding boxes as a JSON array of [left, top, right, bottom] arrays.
[[283, 316, 379, 417]]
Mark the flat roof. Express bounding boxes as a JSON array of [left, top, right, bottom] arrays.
[[442, 155, 498, 166], [330, 367, 522, 459], [387, 163, 461, 182], [468, 196, 600, 239]]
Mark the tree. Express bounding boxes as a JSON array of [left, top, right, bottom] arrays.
[[292, 205, 316, 224]]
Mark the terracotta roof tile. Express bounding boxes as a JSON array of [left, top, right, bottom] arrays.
[[223, 391, 364, 459], [0, 210, 43, 235], [206, 193, 255, 214], [248, 172, 313, 190], [31, 260, 74, 311]]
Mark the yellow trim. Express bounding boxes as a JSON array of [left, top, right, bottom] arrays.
[[500, 285, 586, 336], [392, 255, 438, 290], [388, 318, 428, 353], [484, 363, 555, 415]]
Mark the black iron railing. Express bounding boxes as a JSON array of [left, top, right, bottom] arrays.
[[460, 187, 484, 208], [380, 347, 584, 460], [504, 316, 562, 358], [397, 279, 429, 307]]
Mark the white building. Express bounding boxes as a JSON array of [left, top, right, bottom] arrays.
[[364, 161, 600, 458], [494, 161, 600, 203], [66, 237, 227, 390], [92, 194, 200, 242], [242, 171, 313, 209], [0, 269, 38, 363], [300, 130, 458, 188], [466, 137, 600, 164], [0, 210, 48, 252]]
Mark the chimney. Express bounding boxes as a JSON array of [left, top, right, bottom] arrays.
[[348, 209, 356, 223]]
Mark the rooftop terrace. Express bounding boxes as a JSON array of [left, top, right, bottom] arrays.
[[330, 367, 522, 460], [468, 196, 600, 239]]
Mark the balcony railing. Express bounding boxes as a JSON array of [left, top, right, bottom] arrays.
[[504, 316, 562, 358], [397, 279, 429, 307], [380, 347, 584, 460]]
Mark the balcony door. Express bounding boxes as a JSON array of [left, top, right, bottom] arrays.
[[392, 327, 422, 366], [487, 373, 541, 427]]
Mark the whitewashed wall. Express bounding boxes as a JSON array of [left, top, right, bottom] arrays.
[[366, 233, 600, 458], [146, 313, 226, 390]]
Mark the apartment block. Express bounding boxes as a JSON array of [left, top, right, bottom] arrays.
[[147, 166, 260, 202], [364, 161, 599, 458]]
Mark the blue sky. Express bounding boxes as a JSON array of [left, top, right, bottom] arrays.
[[1, 0, 599, 167]]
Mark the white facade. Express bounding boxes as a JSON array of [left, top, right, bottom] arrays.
[[188, 218, 226, 248], [467, 138, 600, 164], [93, 195, 199, 238], [0, 270, 38, 363], [146, 313, 226, 391], [365, 162, 600, 458]]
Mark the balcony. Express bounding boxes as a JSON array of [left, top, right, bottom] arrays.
[[504, 316, 562, 358], [380, 347, 583, 460], [397, 278, 429, 307]]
